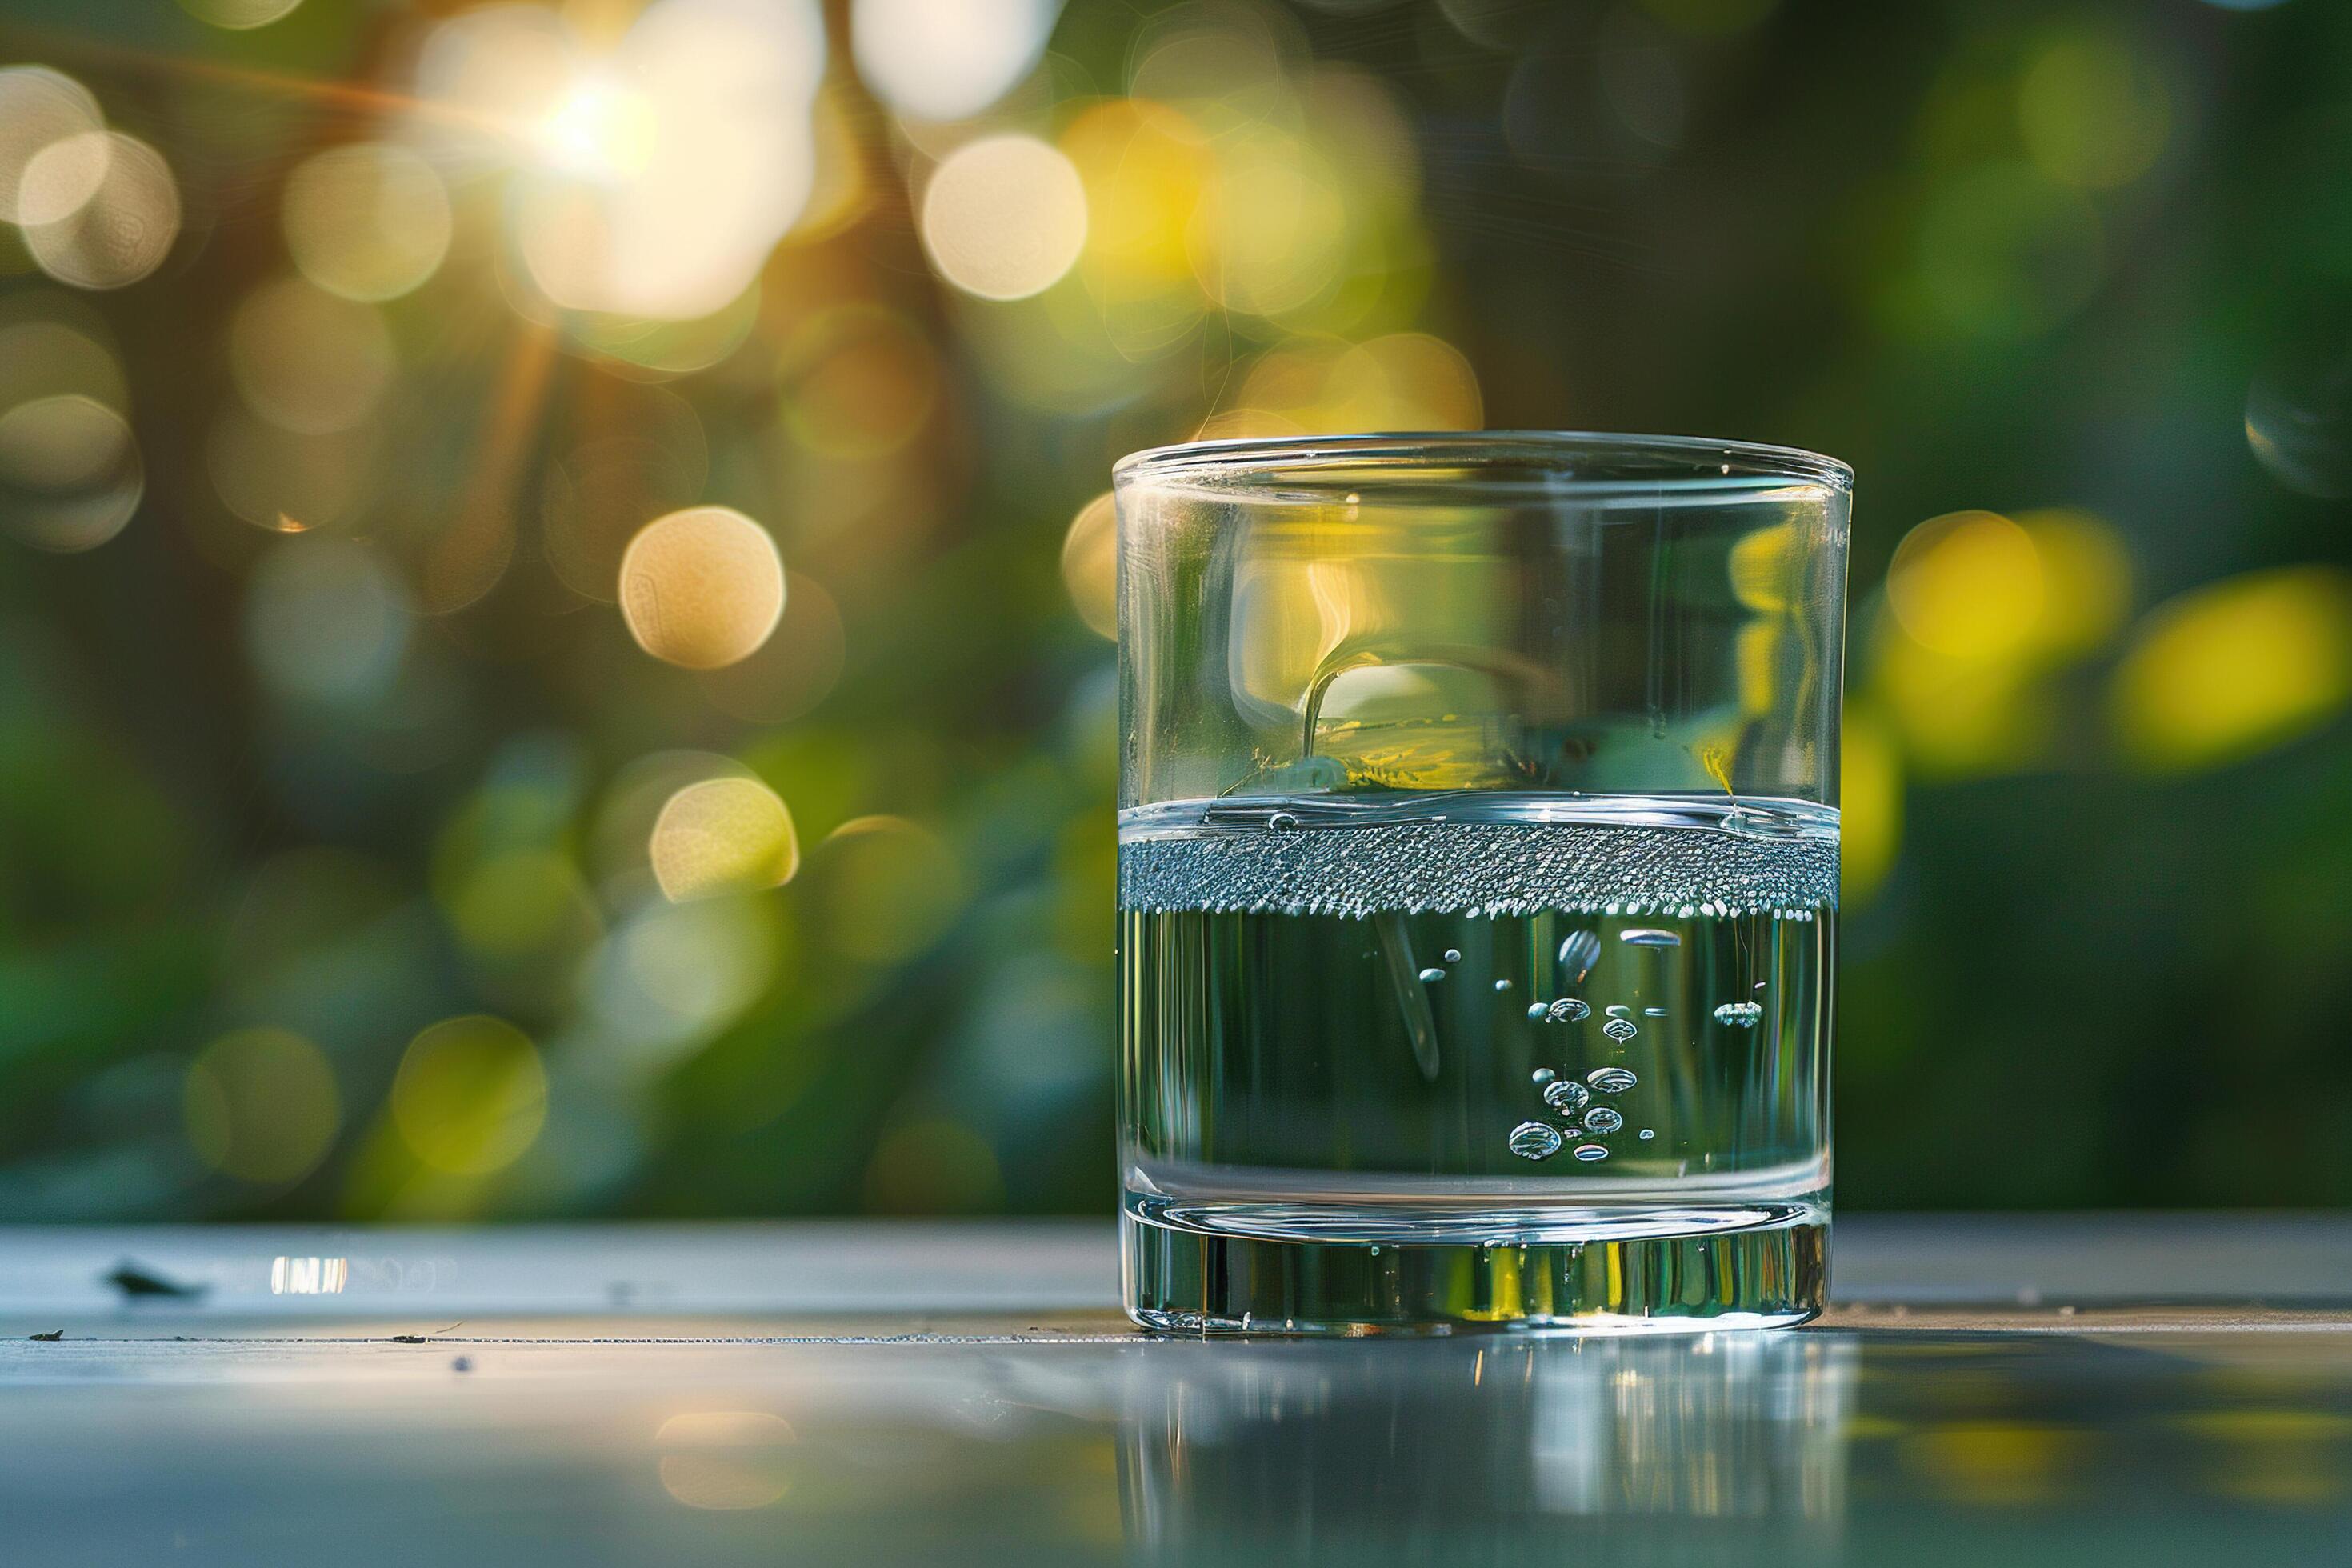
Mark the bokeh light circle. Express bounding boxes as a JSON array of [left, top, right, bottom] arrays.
[[1886, 510, 2046, 661], [920, 134, 1088, 301], [183, 1026, 339, 1183], [0, 393, 142, 552], [619, 506, 786, 670], [392, 1015, 548, 1176], [23, 132, 180, 291], [851, 0, 1059, 122], [283, 142, 453, 302], [650, 776, 800, 901], [1060, 491, 1117, 640], [229, 278, 397, 434]]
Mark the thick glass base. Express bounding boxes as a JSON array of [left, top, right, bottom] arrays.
[[1122, 1198, 1827, 1335]]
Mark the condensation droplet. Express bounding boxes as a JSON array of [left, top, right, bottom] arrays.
[[1572, 1143, 1609, 1162], [1602, 1018, 1638, 1042], [1542, 1078, 1590, 1114], [1621, 928, 1682, 947], [1583, 1106, 1623, 1134], [1546, 998, 1590, 1023], [1714, 1001, 1763, 1026], [1508, 1122, 1563, 1161], [1557, 928, 1600, 981], [1587, 1066, 1638, 1093]]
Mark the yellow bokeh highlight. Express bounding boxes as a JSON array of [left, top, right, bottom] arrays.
[[657, 1412, 798, 1510], [1186, 126, 1350, 320], [282, 142, 452, 302], [2110, 567, 2352, 773], [650, 776, 801, 901], [1060, 491, 1117, 641], [778, 305, 939, 460], [184, 1026, 340, 1183], [391, 1015, 547, 1176], [1062, 99, 1210, 294], [2017, 25, 2171, 191], [1231, 332, 1482, 434], [1871, 506, 2133, 778], [1840, 704, 1902, 906], [1886, 510, 2044, 661], [619, 506, 786, 670], [921, 134, 1088, 302]]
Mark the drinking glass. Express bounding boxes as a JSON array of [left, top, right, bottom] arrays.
[[1114, 433, 1851, 1333]]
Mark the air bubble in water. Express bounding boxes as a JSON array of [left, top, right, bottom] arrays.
[[1622, 928, 1682, 947], [1509, 1122, 1563, 1161], [1602, 1018, 1637, 1042], [1638, 1129, 1655, 1141], [1546, 998, 1590, 1022], [1557, 929, 1600, 981], [1526, 1002, 1550, 1021], [1643, 1006, 1667, 1017], [1494, 978, 1512, 992], [1605, 1004, 1631, 1019], [1572, 1144, 1608, 1162], [1714, 1001, 1763, 1026], [1583, 1106, 1623, 1134], [1443, 948, 1462, 963], [1587, 1066, 1637, 1093], [1542, 1078, 1590, 1114], [1532, 1066, 1555, 1084], [1418, 967, 1446, 983], [1267, 812, 1298, 831]]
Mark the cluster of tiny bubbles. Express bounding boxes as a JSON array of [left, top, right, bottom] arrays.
[[1602, 1018, 1638, 1042], [1530, 1066, 1555, 1085], [1557, 929, 1600, 981], [1621, 928, 1682, 947], [1583, 1106, 1623, 1134], [1572, 1144, 1609, 1162], [1509, 1122, 1564, 1160], [1542, 1078, 1590, 1114], [1713, 1001, 1764, 1027], [1418, 966, 1446, 983], [1587, 1066, 1638, 1094], [1545, 998, 1589, 1022], [1604, 1004, 1630, 1018]]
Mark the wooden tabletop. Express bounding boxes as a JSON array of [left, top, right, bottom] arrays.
[[2, 1215, 2348, 1565]]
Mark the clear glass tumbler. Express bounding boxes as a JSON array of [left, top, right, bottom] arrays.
[[1114, 434, 1851, 1334]]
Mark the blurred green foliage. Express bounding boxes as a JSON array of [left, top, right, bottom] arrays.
[[0, 0, 2349, 1218]]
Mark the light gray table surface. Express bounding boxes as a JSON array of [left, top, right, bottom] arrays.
[[2, 1214, 2350, 1566]]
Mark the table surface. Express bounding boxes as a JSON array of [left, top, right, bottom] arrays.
[[3, 1214, 2350, 1566]]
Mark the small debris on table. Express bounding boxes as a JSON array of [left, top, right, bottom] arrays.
[[451, 1356, 473, 1373]]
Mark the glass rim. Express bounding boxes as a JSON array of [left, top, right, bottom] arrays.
[[1112, 430, 1854, 495]]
